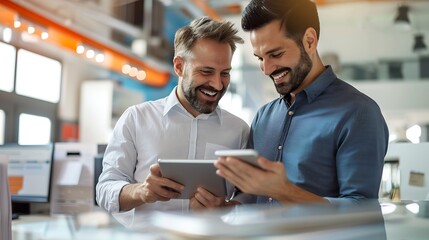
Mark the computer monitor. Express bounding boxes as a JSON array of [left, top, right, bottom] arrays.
[[0, 144, 54, 215]]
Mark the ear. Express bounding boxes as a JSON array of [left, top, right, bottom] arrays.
[[302, 27, 318, 53], [173, 56, 184, 77]]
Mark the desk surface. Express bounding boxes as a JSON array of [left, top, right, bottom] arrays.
[[12, 212, 161, 240], [11, 201, 429, 240]]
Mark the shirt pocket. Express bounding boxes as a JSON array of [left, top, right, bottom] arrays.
[[204, 143, 231, 159]]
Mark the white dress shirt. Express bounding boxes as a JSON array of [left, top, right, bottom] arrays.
[[96, 87, 249, 213]]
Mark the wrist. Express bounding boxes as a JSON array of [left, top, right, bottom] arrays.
[[127, 183, 145, 204], [224, 200, 241, 207]]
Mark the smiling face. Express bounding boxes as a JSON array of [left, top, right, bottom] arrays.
[[174, 38, 233, 117], [250, 20, 313, 97]]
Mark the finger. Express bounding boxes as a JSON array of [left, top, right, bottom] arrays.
[[215, 158, 252, 186], [217, 158, 272, 195], [145, 177, 182, 199], [147, 172, 184, 193], [149, 164, 161, 176], [257, 156, 282, 173], [195, 188, 225, 208], [189, 197, 205, 211], [139, 184, 171, 203], [193, 189, 211, 207]]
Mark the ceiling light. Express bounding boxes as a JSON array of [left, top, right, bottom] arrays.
[[27, 26, 35, 34], [86, 49, 95, 59], [122, 64, 131, 74], [95, 53, 105, 63], [2, 27, 12, 43], [76, 44, 85, 54], [413, 34, 427, 52], [395, 5, 410, 25], [13, 16, 21, 28], [41, 31, 49, 40], [137, 70, 147, 81]]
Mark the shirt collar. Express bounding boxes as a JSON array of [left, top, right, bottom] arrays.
[[163, 86, 223, 123], [302, 65, 337, 103]]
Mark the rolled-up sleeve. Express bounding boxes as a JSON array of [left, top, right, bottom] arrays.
[[334, 100, 389, 201], [96, 108, 138, 213]]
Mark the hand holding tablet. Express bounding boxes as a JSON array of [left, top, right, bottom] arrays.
[[158, 159, 227, 199]]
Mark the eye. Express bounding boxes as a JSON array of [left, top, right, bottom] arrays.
[[221, 71, 230, 77], [201, 70, 213, 75], [255, 56, 263, 61], [271, 52, 284, 58]]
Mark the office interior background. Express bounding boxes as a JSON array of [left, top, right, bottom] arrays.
[[1, 1, 429, 239], [1, 0, 429, 146]]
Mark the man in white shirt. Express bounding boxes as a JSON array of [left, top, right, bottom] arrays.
[[96, 17, 249, 213]]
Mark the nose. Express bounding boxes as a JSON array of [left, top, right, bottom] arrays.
[[260, 59, 273, 76], [209, 73, 225, 91]]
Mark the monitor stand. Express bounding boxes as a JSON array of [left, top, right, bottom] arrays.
[[11, 202, 31, 220]]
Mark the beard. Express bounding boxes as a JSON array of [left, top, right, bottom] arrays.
[[181, 72, 225, 114], [273, 44, 313, 96]]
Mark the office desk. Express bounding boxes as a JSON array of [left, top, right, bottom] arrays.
[[12, 212, 161, 240], [12, 201, 429, 240]]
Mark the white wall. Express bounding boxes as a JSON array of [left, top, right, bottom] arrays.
[[352, 80, 429, 135], [59, 55, 111, 122], [386, 143, 429, 200]]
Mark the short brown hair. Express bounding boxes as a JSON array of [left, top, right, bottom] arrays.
[[174, 16, 244, 59]]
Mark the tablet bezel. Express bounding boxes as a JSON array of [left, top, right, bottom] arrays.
[[215, 149, 260, 168]]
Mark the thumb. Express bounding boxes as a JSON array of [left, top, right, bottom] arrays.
[[150, 163, 161, 176], [257, 156, 280, 172]]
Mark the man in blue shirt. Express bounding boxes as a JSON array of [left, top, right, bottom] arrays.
[[214, 0, 389, 205]]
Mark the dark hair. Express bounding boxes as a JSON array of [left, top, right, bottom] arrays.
[[174, 16, 244, 59], [241, 0, 320, 44]]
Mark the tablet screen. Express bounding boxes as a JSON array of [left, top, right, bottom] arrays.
[[158, 159, 227, 199]]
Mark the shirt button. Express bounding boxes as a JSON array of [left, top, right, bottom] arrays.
[[288, 111, 294, 116], [278, 145, 282, 150]]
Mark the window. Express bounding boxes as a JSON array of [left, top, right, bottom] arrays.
[[16, 49, 62, 103], [18, 113, 51, 145], [0, 43, 60, 144], [0, 41, 16, 92]]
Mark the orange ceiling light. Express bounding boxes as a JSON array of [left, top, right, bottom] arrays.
[[0, 0, 170, 87]]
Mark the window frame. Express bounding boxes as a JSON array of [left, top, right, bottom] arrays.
[[0, 42, 60, 144]]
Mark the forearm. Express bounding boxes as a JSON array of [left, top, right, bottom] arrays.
[[273, 181, 328, 204], [119, 183, 145, 211]]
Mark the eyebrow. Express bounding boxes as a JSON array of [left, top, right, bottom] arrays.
[[254, 47, 283, 58], [198, 66, 232, 72]]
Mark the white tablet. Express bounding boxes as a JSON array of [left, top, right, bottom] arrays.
[[158, 159, 227, 199], [215, 149, 260, 168]]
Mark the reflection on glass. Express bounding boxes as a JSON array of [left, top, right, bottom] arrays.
[[0, 41, 16, 92], [405, 203, 419, 214], [15, 49, 61, 103], [18, 113, 51, 145], [380, 158, 400, 201]]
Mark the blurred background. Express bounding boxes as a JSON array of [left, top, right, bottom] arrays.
[[1, 0, 429, 145]]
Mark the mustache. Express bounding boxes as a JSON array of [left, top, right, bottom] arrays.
[[198, 86, 224, 93]]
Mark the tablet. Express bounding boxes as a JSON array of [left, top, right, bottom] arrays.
[[215, 149, 260, 168], [158, 159, 227, 199]]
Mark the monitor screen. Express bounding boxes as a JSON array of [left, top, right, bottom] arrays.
[[0, 144, 54, 203]]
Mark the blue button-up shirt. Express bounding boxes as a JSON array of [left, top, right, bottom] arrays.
[[248, 66, 389, 204]]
